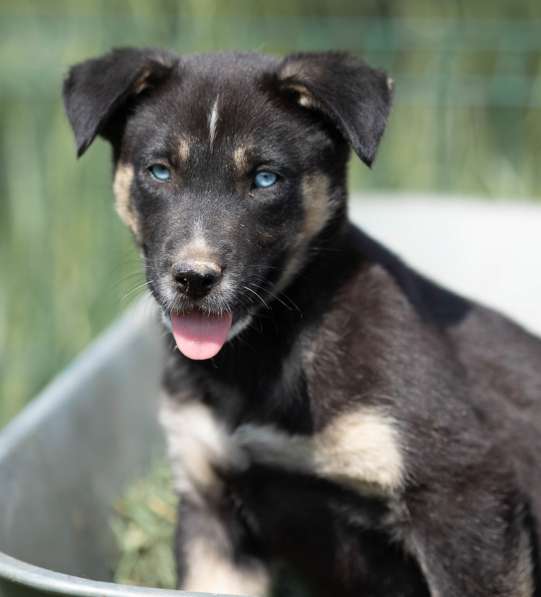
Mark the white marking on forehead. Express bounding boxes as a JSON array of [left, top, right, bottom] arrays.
[[208, 95, 220, 149]]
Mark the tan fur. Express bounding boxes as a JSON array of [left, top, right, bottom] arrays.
[[301, 173, 334, 239], [159, 397, 247, 503], [177, 223, 217, 264], [233, 145, 249, 173], [280, 61, 307, 81], [279, 61, 326, 110], [178, 137, 190, 162], [183, 536, 270, 596], [287, 83, 316, 108], [113, 163, 140, 239], [235, 407, 405, 495], [276, 173, 333, 291], [133, 67, 152, 94]]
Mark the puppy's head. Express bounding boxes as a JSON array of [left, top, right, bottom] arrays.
[[63, 48, 392, 360]]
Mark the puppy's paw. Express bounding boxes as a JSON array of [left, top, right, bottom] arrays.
[[159, 398, 248, 502]]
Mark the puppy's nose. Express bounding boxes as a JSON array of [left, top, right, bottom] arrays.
[[171, 261, 223, 299]]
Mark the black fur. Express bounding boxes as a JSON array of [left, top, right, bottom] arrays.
[[63, 47, 175, 156], [277, 52, 393, 166], [64, 48, 540, 596]]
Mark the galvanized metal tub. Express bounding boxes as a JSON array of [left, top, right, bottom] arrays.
[[0, 301, 198, 596]]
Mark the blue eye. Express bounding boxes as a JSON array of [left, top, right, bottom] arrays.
[[148, 163, 171, 182], [254, 171, 278, 189]]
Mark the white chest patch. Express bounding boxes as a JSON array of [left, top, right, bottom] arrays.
[[159, 397, 247, 502]]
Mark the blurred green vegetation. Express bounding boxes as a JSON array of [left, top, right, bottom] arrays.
[[1, 0, 540, 424], [111, 460, 311, 594], [112, 462, 177, 589]]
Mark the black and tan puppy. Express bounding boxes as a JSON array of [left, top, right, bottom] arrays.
[[63, 48, 541, 596]]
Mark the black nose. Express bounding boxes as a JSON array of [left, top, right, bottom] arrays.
[[171, 261, 223, 299]]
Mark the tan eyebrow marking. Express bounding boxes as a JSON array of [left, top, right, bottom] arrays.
[[233, 145, 249, 173], [178, 137, 190, 162]]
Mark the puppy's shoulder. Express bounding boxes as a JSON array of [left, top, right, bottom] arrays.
[[298, 230, 470, 425], [301, 254, 433, 373]]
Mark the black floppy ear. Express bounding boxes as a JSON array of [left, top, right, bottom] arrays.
[[277, 52, 393, 167], [62, 47, 175, 157]]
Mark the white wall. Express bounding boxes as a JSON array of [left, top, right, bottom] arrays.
[[350, 194, 541, 336]]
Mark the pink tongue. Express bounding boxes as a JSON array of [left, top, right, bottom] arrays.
[[171, 311, 233, 360]]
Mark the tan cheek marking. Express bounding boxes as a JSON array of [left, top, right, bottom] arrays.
[[113, 163, 140, 240], [178, 137, 190, 162], [276, 173, 333, 291], [235, 408, 405, 495], [301, 173, 333, 240], [183, 537, 270, 596]]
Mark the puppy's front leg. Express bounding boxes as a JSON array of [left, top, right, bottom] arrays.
[[234, 407, 406, 494], [160, 396, 270, 596], [176, 498, 271, 596], [235, 412, 535, 596]]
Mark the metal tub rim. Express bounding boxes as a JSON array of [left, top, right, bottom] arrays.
[[0, 301, 235, 597]]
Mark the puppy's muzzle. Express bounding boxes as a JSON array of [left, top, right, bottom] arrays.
[[172, 260, 223, 300]]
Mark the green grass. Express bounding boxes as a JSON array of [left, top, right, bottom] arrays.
[[112, 463, 177, 589], [111, 461, 311, 595], [1, 0, 541, 425]]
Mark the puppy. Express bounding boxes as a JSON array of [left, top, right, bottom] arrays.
[[63, 48, 541, 596]]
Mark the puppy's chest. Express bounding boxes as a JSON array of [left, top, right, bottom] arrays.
[[199, 336, 405, 496], [201, 326, 360, 433], [200, 342, 315, 432], [162, 329, 410, 571]]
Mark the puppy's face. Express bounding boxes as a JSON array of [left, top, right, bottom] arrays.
[[115, 56, 343, 324], [64, 50, 392, 359]]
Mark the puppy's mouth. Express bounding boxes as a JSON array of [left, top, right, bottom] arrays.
[[170, 309, 233, 360]]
